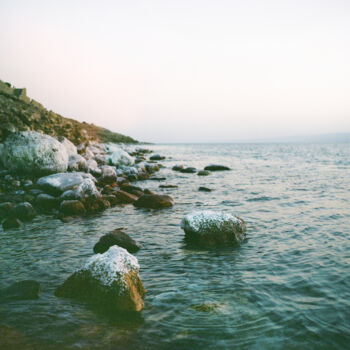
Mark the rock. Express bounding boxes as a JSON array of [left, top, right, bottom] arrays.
[[74, 178, 100, 199], [143, 189, 155, 195], [60, 190, 77, 200], [181, 211, 246, 247], [68, 154, 87, 172], [180, 167, 197, 173], [55, 246, 145, 312], [198, 186, 212, 192], [82, 197, 110, 212], [86, 159, 101, 176], [1, 131, 69, 175], [35, 193, 59, 211], [100, 165, 117, 184], [120, 184, 143, 193], [134, 194, 175, 209], [93, 228, 141, 254], [37, 172, 95, 196], [60, 200, 86, 216], [23, 179, 33, 188], [0, 280, 41, 300], [150, 154, 165, 160], [159, 184, 178, 188], [149, 177, 166, 181], [0, 202, 14, 218], [59, 136, 77, 158], [172, 165, 184, 171], [11, 202, 36, 221], [115, 190, 138, 203], [105, 144, 134, 167], [204, 165, 230, 171], [197, 170, 210, 176], [2, 217, 21, 229], [102, 195, 120, 206]]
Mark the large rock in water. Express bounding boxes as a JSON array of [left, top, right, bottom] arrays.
[[133, 194, 175, 209], [55, 246, 145, 312], [0, 131, 69, 175], [37, 172, 96, 196], [181, 210, 246, 247], [204, 165, 230, 171]]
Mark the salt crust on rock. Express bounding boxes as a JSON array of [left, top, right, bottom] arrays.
[[181, 210, 246, 245], [105, 143, 135, 167], [81, 246, 140, 291]]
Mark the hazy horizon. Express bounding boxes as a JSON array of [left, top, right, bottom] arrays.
[[1, 0, 349, 143]]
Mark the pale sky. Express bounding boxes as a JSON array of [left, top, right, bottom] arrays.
[[0, 0, 349, 143]]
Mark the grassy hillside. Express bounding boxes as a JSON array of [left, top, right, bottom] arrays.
[[0, 80, 138, 144]]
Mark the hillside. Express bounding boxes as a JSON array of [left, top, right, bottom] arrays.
[[0, 80, 137, 144]]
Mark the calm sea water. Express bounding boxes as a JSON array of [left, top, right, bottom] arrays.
[[0, 143, 350, 349]]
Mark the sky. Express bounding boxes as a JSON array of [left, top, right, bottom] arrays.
[[0, 0, 349, 143]]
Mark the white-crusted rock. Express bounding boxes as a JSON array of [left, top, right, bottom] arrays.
[[74, 178, 100, 199], [68, 154, 87, 172], [37, 172, 96, 195], [59, 137, 77, 158], [105, 144, 134, 167], [55, 246, 145, 312], [1, 131, 69, 175], [181, 210, 246, 247]]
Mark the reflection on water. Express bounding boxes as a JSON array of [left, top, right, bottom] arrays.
[[0, 143, 350, 349]]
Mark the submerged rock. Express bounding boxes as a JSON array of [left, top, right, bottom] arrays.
[[2, 217, 21, 229], [1, 131, 69, 175], [0, 202, 14, 218], [55, 246, 145, 312], [172, 165, 184, 171], [204, 165, 230, 171], [94, 228, 141, 254], [133, 194, 175, 209], [181, 210, 246, 247], [0, 280, 41, 300], [197, 170, 210, 176]]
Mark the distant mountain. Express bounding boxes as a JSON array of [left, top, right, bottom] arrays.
[[0, 79, 137, 144]]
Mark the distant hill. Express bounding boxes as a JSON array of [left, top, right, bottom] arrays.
[[0, 80, 137, 144]]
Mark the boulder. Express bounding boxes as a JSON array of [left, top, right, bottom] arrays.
[[0, 202, 14, 218], [100, 165, 117, 184], [181, 211, 246, 247], [11, 202, 36, 221], [68, 154, 87, 172], [204, 165, 230, 171], [74, 178, 100, 199], [159, 184, 178, 188], [86, 159, 101, 176], [134, 194, 174, 209], [115, 190, 138, 203], [93, 228, 141, 254], [82, 197, 110, 212], [197, 170, 210, 176], [172, 165, 184, 171], [198, 186, 212, 192], [35, 193, 59, 211], [0, 280, 41, 300], [55, 246, 145, 312], [150, 154, 165, 160], [105, 144, 134, 167], [1, 131, 69, 175], [60, 200, 86, 216], [2, 217, 21, 229], [37, 172, 96, 196], [180, 167, 197, 173], [59, 136, 77, 158]]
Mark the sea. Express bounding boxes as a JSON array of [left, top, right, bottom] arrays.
[[0, 143, 349, 349]]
